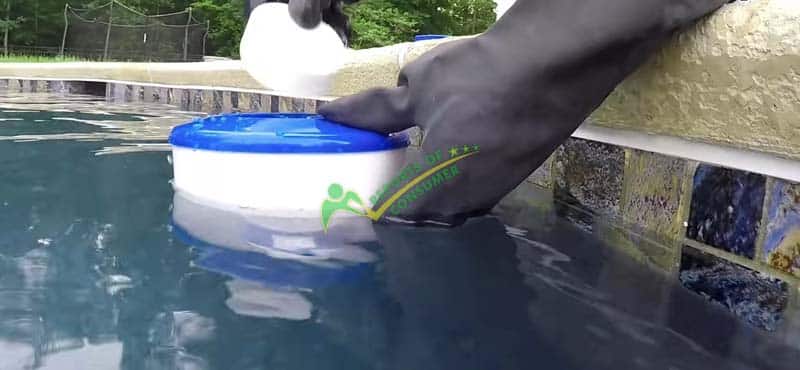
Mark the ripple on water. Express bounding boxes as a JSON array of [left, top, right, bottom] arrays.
[[0, 92, 201, 153]]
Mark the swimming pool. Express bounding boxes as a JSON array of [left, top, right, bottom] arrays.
[[1, 93, 798, 369]]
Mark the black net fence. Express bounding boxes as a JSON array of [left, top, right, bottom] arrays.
[[62, 1, 208, 62]]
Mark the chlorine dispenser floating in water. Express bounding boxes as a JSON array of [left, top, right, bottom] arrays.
[[168, 113, 409, 217]]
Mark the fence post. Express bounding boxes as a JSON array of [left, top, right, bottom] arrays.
[[3, 0, 10, 57], [103, 0, 115, 60], [183, 7, 192, 61], [60, 3, 69, 57], [202, 20, 209, 58]]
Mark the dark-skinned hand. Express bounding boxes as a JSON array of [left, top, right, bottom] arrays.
[[318, 0, 733, 226]]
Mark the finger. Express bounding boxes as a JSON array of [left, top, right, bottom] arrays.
[[244, 0, 263, 20], [288, 0, 330, 29], [319, 86, 415, 135]]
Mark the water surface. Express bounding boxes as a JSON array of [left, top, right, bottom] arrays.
[[1, 93, 798, 370]]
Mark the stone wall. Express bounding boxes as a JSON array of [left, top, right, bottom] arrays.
[[332, 0, 800, 162], [592, 0, 800, 162]]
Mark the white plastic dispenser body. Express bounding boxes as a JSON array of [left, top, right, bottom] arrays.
[[169, 113, 409, 218]]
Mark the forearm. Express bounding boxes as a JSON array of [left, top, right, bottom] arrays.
[[486, 0, 730, 58], [475, 0, 730, 122]]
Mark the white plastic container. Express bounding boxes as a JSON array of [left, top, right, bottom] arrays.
[[168, 113, 408, 218], [240, 3, 347, 96]]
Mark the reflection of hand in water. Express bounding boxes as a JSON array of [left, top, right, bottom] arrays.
[[321, 183, 376, 230], [372, 217, 576, 370]]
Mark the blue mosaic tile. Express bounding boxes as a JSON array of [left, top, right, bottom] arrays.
[[124, 85, 134, 102], [249, 94, 264, 112], [553, 186, 595, 233], [106, 83, 124, 101], [527, 155, 553, 189], [621, 150, 687, 239], [551, 138, 625, 232], [279, 96, 307, 112], [212, 91, 224, 114], [230, 92, 240, 112], [269, 95, 280, 112], [315, 100, 328, 113], [552, 138, 624, 218], [763, 180, 800, 277], [304, 99, 318, 112], [23, 80, 39, 93], [150, 87, 167, 103], [142, 86, 157, 103], [679, 246, 788, 331], [686, 165, 765, 259], [180, 90, 191, 110], [166, 88, 176, 105], [191, 90, 204, 112], [8, 79, 23, 92]]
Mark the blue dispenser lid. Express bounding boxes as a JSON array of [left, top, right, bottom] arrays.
[[415, 34, 448, 41], [169, 113, 409, 154]]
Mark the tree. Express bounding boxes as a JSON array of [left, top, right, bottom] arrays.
[[345, 0, 418, 49], [1, 0, 24, 56], [434, 0, 496, 35], [0, 0, 496, 59], [190, 0, 244, 57], [346, 0, 496, 49]]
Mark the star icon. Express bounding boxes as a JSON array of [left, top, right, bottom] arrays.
[[462, 145, 470, 154], [472, 144, 480, 152], [449, 146, 460, 157]]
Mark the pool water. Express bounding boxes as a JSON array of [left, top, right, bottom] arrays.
[[1, 93, 799, 370]]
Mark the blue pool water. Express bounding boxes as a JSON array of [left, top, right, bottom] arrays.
[[1, 93, 798, 369]]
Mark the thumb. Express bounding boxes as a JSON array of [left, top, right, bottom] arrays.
[[319, 86, 415, 135], [288, 0, 330, 29]]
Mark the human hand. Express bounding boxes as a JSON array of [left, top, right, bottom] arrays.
[[287, 0, 357, 44], [245, 1, 357, 45], [319, 0, 731, 226]]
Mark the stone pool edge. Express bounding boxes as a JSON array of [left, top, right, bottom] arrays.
[[1, 0, 798, 163]]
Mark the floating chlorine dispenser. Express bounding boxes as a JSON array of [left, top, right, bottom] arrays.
[[169, 113, 409, 216]]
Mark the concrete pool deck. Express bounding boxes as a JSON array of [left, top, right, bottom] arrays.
[[0, 60, 266, 92]]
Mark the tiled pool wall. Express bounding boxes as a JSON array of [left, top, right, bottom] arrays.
[[3, 78, 799, 330], [1, 79, 424, 143], [532, 138, 800, 331], [0, 78, 324, 115], [533, 138, 800, 279]]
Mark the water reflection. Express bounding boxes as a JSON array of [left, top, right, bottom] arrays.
[[172, 191, 379, 321], [0, 92, 197, 153], [173, 188, 800, 370], [0, 119, 192, 369], [2, 95, 800, 369]]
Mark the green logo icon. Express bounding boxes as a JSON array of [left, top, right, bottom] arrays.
[[321, 183, 379, 231], [321, 145, 480, 231]]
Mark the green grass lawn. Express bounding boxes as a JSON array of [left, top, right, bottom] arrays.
[[0, 54, 86, 63]]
